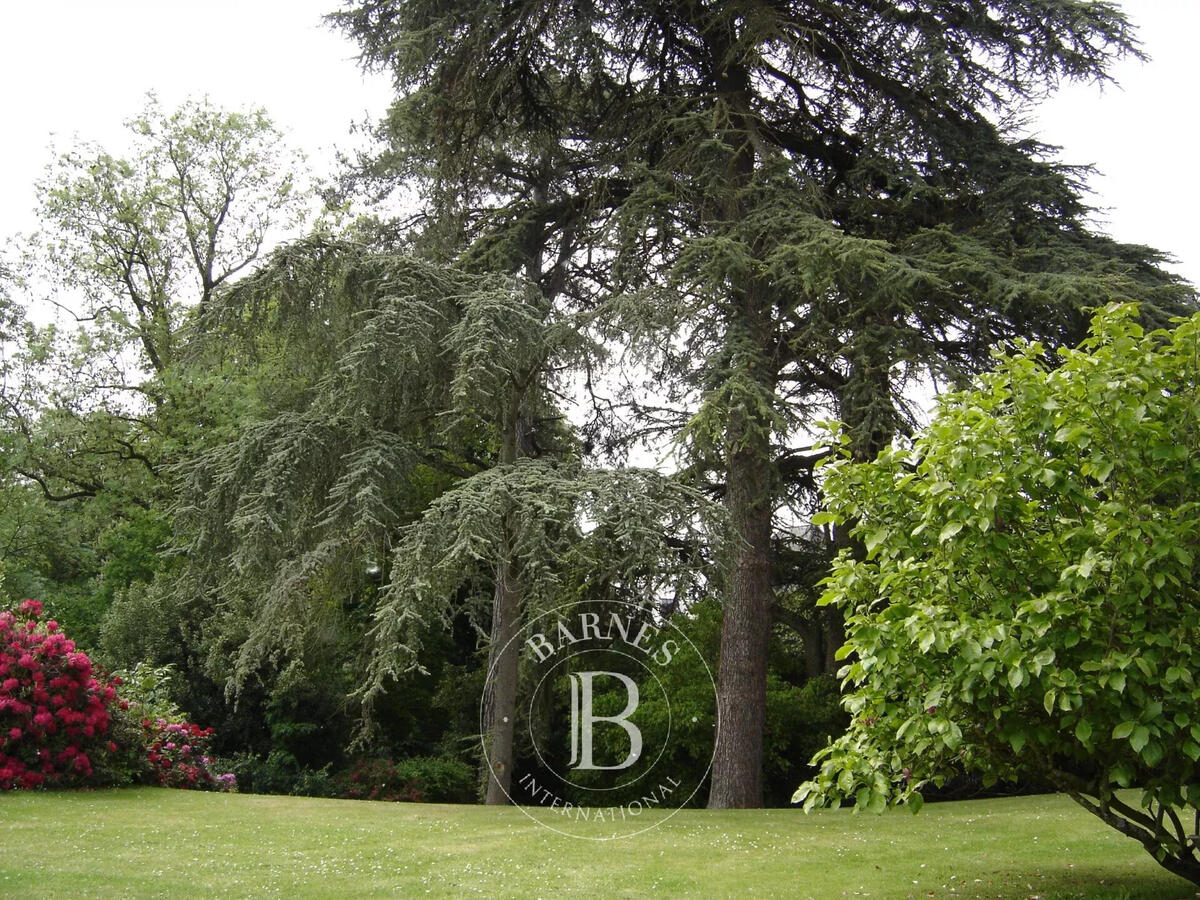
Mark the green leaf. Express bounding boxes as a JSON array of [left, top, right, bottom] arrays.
[[943, 722, 962, 751], [855, 786, 871, 809], [1141, 740, 1163, 767], [1075, 720, 1092, 743], [863, 528, 888, 554], [867, 790, 887, 815], [1112, 721, 1135, 740], [938, 521, 963, 543], [1130, 726, 1150, 753]]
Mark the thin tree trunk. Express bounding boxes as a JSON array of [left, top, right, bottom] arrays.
[[484, 553, 522, 804], [482, 170, 560, 805], [821, 603, 846, 675], [483, 393, 526, 805]]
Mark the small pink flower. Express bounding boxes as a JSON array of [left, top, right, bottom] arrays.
[[7, 728, 21, 741]]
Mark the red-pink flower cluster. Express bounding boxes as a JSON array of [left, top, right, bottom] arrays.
[[143, 718, 235, 791], [0, 600, 120, 790]]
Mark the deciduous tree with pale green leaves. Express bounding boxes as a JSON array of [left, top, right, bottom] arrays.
[[3, 96, 308, 511], [797, 304, 1200, 886], [0, 98, 309, 644]]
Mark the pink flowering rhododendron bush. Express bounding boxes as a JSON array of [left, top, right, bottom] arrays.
[[1, 601, 235, 792], [0, 600, 119, 789], [143, 717, 236, 791]]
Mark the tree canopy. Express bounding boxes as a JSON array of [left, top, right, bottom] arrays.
[[0, 99, 309, 664], [332, 0, 1195, 806]]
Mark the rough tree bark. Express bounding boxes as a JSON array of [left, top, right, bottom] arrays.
[[705, 27, 780, 808], [709, 418, 776, 808], [483, 393, 527, 804]]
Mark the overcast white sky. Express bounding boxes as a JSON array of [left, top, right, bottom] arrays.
[[0, 1, 1196, 287]]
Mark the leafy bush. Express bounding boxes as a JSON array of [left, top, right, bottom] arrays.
[[331, 755, 476, 803], [111, 662, 187, 723], [143, 718, 235, 791], [91, 662, 235, 791], [98, 580, 183, 671], [798, 305, 1200, 885], [91, 662, 196, 787], [89, 697, 149, 787], [215, 749, 319, 796], [393, 756, 477, 803], [765, 674, 847, 805], [0, 600, 120, 789], [333, 757, 423, 802]]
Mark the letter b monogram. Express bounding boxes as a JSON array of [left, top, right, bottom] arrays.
[[567, 672, 642, 770]]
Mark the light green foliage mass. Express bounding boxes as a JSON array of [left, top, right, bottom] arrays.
[[0, 99, 309, 646], [797, 304, 1200, 884]]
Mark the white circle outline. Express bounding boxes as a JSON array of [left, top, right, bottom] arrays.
[[478, 600, 720, 841]]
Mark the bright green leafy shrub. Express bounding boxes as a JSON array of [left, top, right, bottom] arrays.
[[797, 305, 1200, 885]]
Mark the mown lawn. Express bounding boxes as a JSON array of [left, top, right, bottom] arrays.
[[0, 789, 1195, 898]]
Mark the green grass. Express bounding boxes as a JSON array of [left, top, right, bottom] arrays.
[[0, 789, 1196, 898]]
